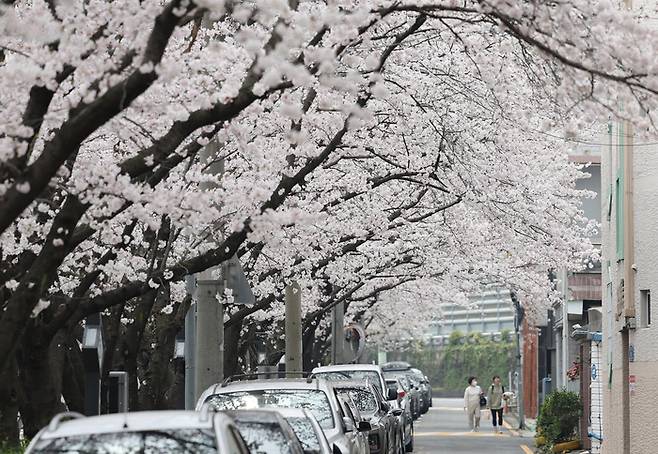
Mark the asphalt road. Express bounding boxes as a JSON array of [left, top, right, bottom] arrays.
[[414, 398, 534, 454]]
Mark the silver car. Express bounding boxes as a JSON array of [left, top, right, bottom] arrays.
[[222, 409, 305, 454], [275, 408, 332, 454], [25, 410, 250, 453], [197, 378, 371, 454], [312, 364, 389, 398]]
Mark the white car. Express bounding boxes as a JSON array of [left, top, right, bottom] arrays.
[[312, 364, 390, 399], [197, 377, 371, 454], [25, 410, 250, 454], [274, 408, 333, 454]]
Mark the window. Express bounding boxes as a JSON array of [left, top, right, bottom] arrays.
[[641, 290, 651, 328]]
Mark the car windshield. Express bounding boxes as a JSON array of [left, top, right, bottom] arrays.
[[314, 371, 382, 393], [285, 417, 321, 454], [205, 390, 334, 429], [337, 388, 378, 415], [234, 421, 294, 454], [31, 429, 217, 453]]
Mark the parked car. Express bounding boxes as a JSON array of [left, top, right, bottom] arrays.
[[312, 364, 389, 398], [25, 410, 249, 454], [275, 408, 333, 454], [333, 381, 402, 454], [222, 409, 305, 454], [381, 365, 421, 420], [385, 378, 414, 452], [336, 394, 371, 454], [409, 369, 432, 413], [197, 377, 370, 454]]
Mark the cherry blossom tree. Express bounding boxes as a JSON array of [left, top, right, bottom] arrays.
[[0, 0, 655, 444]]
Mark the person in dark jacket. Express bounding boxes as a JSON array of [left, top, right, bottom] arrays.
[[486, 375, 506, 433]]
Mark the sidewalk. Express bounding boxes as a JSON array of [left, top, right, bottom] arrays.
[[504, 413, 591, 454], [504, 411, 537, 439]]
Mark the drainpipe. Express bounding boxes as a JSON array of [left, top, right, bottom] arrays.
[[621, 117, 635, 454]]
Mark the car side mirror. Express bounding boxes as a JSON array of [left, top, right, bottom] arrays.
[[387, 388, 397, 400], [391, 408, 403, 417], [343, 417, 355, 432], [357, 421, 372, 432]]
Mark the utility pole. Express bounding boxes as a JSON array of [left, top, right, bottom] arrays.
[[285, 282, 302, 376], [184, 276, 196, 409], [512, 291, 525, 429], [331, 301, 345, 364], [190, 140, 225, 402], [194, 270, 224, 399]]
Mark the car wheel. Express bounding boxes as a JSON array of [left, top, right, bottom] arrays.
[[405, 424, 414, 452], [405, 436, 414, 452]]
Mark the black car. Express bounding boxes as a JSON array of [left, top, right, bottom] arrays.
[[409, 369, 432, 414]]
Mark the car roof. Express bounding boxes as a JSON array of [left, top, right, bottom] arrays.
[[312, 364, 383, 373], [38, 411, 222, 439], [381, 361, 411, 371], [222, 409, 286, 423], [212, 378, 330, 393], [330, 380, 374, 390], [197, 378, 335, 409]]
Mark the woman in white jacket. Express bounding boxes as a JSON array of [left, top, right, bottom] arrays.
[[464, 376, 482, 431]]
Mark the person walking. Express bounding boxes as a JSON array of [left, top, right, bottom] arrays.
[[463, 376, 482, 431], [486, 375, 506, 433]]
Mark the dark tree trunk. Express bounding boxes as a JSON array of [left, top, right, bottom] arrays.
[[224, 317, 243, 378], [0, 356, 20, 447], [100, 304, 125, 413], [17, 329, 67, 438], [139, 286, 189, 410], [302, 321, 320, 371], [121, 291, 157, 411], [61, 334, 85, 413]]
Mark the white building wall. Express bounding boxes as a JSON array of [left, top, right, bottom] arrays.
[[601, 121, 658, 454], [590, 339, 603, 454]]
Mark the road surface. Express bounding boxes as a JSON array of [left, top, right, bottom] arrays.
[[414, 398, 534, 454]]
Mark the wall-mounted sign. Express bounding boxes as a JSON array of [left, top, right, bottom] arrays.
[[591, 364, 598, 380], [629, 374, 636, 396], [629, 344, 635, 362]]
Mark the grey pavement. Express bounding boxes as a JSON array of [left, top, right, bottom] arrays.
[[414, 398, 534, 454]]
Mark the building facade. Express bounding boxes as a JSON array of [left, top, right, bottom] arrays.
[[602, 120, 658, 454], [534, 148, 602, 444], [429, 287, 515, 341]]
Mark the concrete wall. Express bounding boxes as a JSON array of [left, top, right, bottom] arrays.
[[601, 123, 658, 454]]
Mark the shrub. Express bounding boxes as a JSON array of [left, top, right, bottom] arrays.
[[537, 389, 582, 446]]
